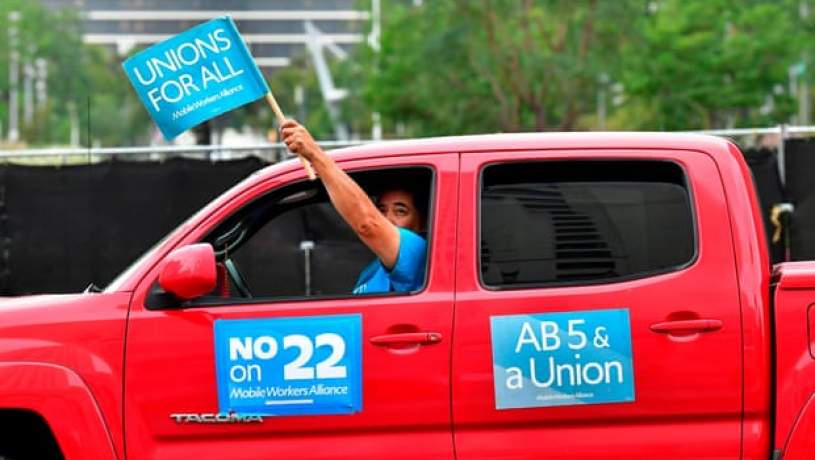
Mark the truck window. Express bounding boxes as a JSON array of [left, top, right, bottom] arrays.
[[200, 167, 433, 302], [480, 160, 695, 288]]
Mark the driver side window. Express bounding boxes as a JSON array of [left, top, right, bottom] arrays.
[[202, 167, 433, 302]]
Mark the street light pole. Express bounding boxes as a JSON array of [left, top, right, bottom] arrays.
[[800, 63, 810, 126], [35, 58, 47, 109], [597, 73, 609, 130], [790, 62, 806, 125], [23, 49, 34, 125], [371, 0, 382, 140], [800, 0, 810, 125], [8, 11, 21, 143]]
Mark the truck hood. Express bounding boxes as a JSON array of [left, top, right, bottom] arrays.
[[0, 291, 131, 377], [0, 292, 131, 332], [0, 294, 89, 312]]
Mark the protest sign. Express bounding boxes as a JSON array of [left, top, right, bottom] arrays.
[[122, 16, 315, 178], [490, 308, 635, 410], [214, 314, 363, 416], [123, 16, 269, 140]]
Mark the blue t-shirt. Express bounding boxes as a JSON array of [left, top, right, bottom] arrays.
[[352, 228, 427, 294]]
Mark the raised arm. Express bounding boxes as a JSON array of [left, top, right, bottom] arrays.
[[281, 119, 401, 269]]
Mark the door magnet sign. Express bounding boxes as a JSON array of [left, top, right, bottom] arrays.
[[490, 308, 635, 410], [214, 314, 362, 417]]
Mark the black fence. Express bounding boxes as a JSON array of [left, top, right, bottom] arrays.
[[743, 147, 788, 263], [0, 157, 264, 295], [784, 139, 815, 261], [0, 143, 811, 295], [744, 139, 815, 264]]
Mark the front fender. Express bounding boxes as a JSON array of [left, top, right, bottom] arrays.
[[0, 362, 117, 460]]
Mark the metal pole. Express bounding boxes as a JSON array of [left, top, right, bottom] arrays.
[[294, 84, 306, 122], [69, 101, 80, 147], [35, 58, 47, 109], [300, 240, 315, 296], [372, 112, 382, 140], [685, 126, 783, 136], [778, 124, 787, 186], [597, 73, 609, 130], [304, 21, 349, 141], [369, 0, 381, 52], [0, 140, 366, 158], [789, 66, 798, 125], [8, 12, 21, 143], [801, 1, 810, 125], [801, 67, 810, 126], [371, 0, 383, 140], [23, 61, 34, 125]]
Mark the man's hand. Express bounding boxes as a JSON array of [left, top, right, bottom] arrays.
[[281, 119, 322, 162]]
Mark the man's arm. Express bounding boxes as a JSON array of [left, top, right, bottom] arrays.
[[281, 119, 401, 269]]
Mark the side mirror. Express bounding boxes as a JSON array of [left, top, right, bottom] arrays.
[[158, 243, 216, 300]]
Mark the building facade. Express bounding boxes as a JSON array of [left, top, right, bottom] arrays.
[[38, 0, 369, 74]]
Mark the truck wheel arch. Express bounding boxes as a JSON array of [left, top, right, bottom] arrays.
[[0, 409, 64, 459], [781, 392, 815, 460], [0, 362, 117, 460]]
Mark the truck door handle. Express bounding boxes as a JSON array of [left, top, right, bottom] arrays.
[[650, 319, 723, 334], [369, 332, 443, 346]]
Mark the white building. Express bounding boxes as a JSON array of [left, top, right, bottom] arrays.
[[38, 0, 369, 74]]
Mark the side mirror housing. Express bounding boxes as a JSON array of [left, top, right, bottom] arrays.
[[158, 243, 216, 300]]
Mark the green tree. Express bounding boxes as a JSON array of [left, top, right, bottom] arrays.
[[0, 0, 152, 147], [356, 0, 644, 137], [348, 0, 813, 135], [612, 0, 804, 130]]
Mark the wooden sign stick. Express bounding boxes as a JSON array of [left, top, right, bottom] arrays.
[[266, 92, 317, 180]]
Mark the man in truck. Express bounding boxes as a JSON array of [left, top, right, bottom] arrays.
[[280, 119, 427, 294]]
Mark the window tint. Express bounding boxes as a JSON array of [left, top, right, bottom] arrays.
[[480, 160, 695, 288], [229, 200, 371, 298], [198, 167, 433, 302]]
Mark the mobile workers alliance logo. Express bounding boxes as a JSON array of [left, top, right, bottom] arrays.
[[213, 314, 362, 417], [490, 308, 635, 409]]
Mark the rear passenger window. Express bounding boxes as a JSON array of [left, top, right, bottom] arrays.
[[480, 160, 695, 288]]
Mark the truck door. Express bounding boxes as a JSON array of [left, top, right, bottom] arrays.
[[452, 150, 743, 458], [124, 154, 458, 460]]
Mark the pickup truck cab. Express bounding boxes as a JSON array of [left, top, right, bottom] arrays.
[[0, 133, 811, 460]]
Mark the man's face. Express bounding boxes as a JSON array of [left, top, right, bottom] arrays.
[[377, 189, 423, 233]]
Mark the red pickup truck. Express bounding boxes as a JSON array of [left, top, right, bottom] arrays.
[[0, 133, 810, 460]]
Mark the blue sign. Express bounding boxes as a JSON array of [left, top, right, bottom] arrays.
[[214, 314, 362, 417], [490, 308, 635, 410], [122, 16, 269, 140]]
